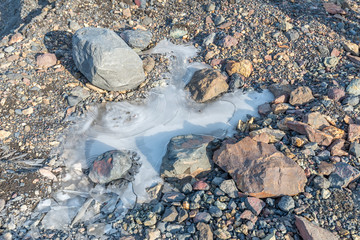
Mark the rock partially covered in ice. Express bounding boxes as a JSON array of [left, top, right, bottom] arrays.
[[161, 134, 214, 179], [89, 150, 141, 184], [72, 27, 145, 91], [213, 137, 307, 198], [120, 29, 152, 50], [185, 68, 229, 103]]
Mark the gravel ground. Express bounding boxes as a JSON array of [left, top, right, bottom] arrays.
[[1, 0, 360, 239]]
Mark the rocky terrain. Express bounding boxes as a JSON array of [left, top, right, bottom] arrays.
[[1, 0, 360, 239]]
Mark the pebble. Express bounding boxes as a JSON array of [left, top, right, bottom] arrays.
[[4, 46, 15, 53], [278, 196, 295, 212], [346, 78, 360, 95]]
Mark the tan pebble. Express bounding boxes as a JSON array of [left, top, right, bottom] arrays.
[[0, 130, 11, 140], [24, 126, 31, 132], [22, 107, 33, 115]]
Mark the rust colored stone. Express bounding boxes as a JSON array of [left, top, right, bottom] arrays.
[[295, 216, 339, 240], [213, 137, 307, 198]]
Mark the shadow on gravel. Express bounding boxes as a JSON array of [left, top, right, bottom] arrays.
[[266, 0, 360, 43], [0, 0, 52, 40]]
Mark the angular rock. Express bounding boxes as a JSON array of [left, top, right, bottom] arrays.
[[36, 53, 57, 68], [185, 69, 228, 103], [72, 27, 145, 91], [222, 35, 238, 48], [245, 197, 265, 215], [278, 196, 295, 212], [219, 179, 238, 198], [162, 206, 178, 222], [0, 130, 11, 140], [258, 103, 271, 116], [194, 212, 211, 223], [225, 60, 253, 77], [348, 124, 360, 142], [213, 137, 307, 198], [287, 121, 333, 146], [312, 175, 331, 189], [329, 162, 360, 188], [328, 88, 345, 101], [329, 139, 348, 156], [120, 30, 152, 50], [268, 84, 292, 99], [161, 134, 214, 179], [304, 112, 330, 130], [177, 208, 188, 223], [272, 103, 294, 114], [214, 229, 231, 239], [197, 223, 213, 240], [295, 216, 339, 240], [347, 55, 360, 65], [346, 78, 360, 95], [289, 86, 314, 106], [8, 33, 23, 45], [88, 150, 140, 184], [322, 126, 345, 140], [162, 192, 186, 203], [249, 128, 285, 143], [349, 142, 360, 158], [239, 210, 258, 224], [318, 162, 335, 176], [209, 206, 222, 218], [343, 41, 359, 56]]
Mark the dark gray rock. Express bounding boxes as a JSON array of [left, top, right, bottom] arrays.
[[162, 192, 186, 203], [278, 196, 295, 212], [194, 212, 212, 223], [177, 208, 188, 223], [350, 142, 360, 158], [88, 150, 141, 184], [72, 27, 145, 91], [219, 179, 238, 198], [162, 206, 178, 222], [329, 162, 360, 188], [161, 135, 214, 179], [120, 30, 152, 50], [312, 175, 331, 189], [209, 206, 222, 218], [285, 29, 299, 41]]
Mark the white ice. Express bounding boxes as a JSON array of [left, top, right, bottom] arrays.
[[39, 40, 273, 230]]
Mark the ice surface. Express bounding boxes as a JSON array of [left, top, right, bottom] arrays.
[[41, 40, 274, 230]]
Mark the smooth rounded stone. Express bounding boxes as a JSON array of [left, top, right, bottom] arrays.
[[219, 179, 238, 198], [161, 134, 214, 179], [226, 60, 253, 77], [342, 96, 359, 106], [312, 175, 330, 189], [289, 86, 314, 106], [72, 27, 145, 91], [346, 78, 360, 95], [209, 205, 223, 218], [88, 150, 141, 184], [285, 29, 299, 41], [120, 30, 152, 50], [162, 206, 178, 222], [214, 228, 231, 239], [278, 196, 295, 212], [185, 68, 228, 103]]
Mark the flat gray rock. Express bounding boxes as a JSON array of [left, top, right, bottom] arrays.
[[72, 27, 145, 91]]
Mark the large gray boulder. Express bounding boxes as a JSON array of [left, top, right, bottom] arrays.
[[72, 27, 145, 91]]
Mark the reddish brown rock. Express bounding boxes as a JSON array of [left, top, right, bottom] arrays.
[[193, 180, 210, 191], [36, 53, 57, 68], [8, 33, 23, 45], [328, 88, 345, 101], [287, 121, 333, 146], [329, 139, 348, 156], [268, 84, 292, 99], [304, 112, 330, 130], [213, 137, 307, 198], [273, 95, 287, 104], [295, 216, 339, 240], [323, 2, 346, 15], [251, 132, 270, 144], [222, 35, 238, 48], [185, 69, 228, 103], [318, 162, 335, 176], [348, 124, 360, 142], [289, 86, 314, 106], [225, 60, 253, 77], [258, 103, 271, 116], [245, 197, 265, 215], [239, 210, 258, 224], [286, 121, 309, 135]]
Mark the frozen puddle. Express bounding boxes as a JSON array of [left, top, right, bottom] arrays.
[[34, 41, 274, 232]]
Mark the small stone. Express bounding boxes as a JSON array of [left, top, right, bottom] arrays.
[[225, 60, 253, 77], [219, 179, 238, 198], [214, 15, 225, 26], [162, 192, 186, 203], [312, 175, 330, 189], [272, 103, 293, 114], [278, 196, 295, 212], [321, 189, 331, 199], [318, 162, 335, 176], [285, 29, 299, 41], [279, 20, 293, 31], [328, 88, 345, 101], [222, 35, 238, 48], [0, 199, 5, 211], [123, 8, 131, 18], [193, 181, 210, 191], [214, 229, 231, 239], [349, 142, 360, 158], [258, 103, 271, 116], [162, 206, 178, 222], [289, 86, 314, 106], [329, 139, 347, 156], [346, 78, 360, 95], [348, 124, 360, 142], [182, 183, 193, 194], [249, 128, 285, 143], [304, 112, 330, 130], [239, 210, 258, 224], [228, 73, 245, 91], [343, 41, 359, 56], [177, 208, 188, 223], [36, 53, 57, 68], [197, 223, 213, 240], [4, 46, 14, 53], [291, 135, 308, 147], [144, 213, 157, 226], [203, 33, 216, 46], [322, 126, 345, 140], [143, 57, 155, 73], [39, 168, 58, 181], [295, 216, 339, 240], [194, 212, 211, 223], [245, 197, 265, 215], [324, 56, 340, 68], [185, 68, 228, 103], [323, 2, 346, 14], [69, 20, 81, 31], [0, 130, 11, 140], [8, 33, 23, 45], [329, 162, 360, 188], [209, 206, 222, 218], [170, 27, 188, 39], [120, 30, 152, 50], [348, 55, 360, 65]]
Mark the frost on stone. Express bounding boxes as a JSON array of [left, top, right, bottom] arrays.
[[38, 40, 274, 231]]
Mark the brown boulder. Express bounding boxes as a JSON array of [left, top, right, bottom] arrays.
[[213, 137, 307, 198], [185, 68, 228, 103], [289, 86, 314, 106], [295, 216, 339, 240]]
